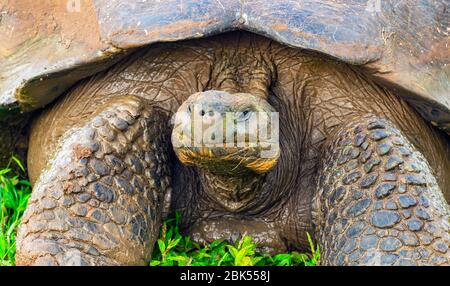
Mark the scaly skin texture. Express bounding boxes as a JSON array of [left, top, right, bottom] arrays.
[[313, 116, 450, 265], [17, 32, 450, 265], [16, 96, 172, 265]]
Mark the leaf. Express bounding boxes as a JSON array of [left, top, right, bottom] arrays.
[[150, 260, 161, 266], [0, 168, 10, 176], [168, 237, 181, 249], [10, 156, 25, 172], [166, 228, 173, 241], [241, 235, 252, 247], [167, 256, 189, 263], [157, 240, 166, 254], [235, 248, 251, 265], [252, 256, 263, 265], [273, 253, 291, 261], [226, 245, 238, 258], [19, 180, 31, 186], [210, 239, 223, 248], [239, 256, 253, 266], [277, 259, 290, 266], [306, 232, 315, 254]]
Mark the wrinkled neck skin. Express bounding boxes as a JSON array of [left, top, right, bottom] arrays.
[[198, 169, 267, 213]]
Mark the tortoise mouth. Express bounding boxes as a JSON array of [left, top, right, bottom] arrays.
[[174, 145, 279, 176]]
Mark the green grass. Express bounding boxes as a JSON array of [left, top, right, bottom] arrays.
[[0, 157, 31, 266], [0, 158, 319, 266], [151, 212, 319, 266]]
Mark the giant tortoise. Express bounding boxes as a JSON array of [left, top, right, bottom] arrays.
[[0, 0, 449, 266]]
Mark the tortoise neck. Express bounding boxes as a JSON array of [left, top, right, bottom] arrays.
[[198, 169, 265, 213]]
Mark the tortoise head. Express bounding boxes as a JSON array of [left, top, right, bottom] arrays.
[[171, 90, 280, 176]]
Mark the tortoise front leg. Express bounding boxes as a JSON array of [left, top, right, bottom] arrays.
[[16, 96, 172, 265], [313, 115, 450, 266]]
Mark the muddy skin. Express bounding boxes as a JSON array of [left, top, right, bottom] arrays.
[[16, 31, 450, 265]]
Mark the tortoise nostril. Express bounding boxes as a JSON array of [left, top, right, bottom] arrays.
[[200, 110, 205, 116], [211, 133, 216, 140], [187, 105, 192, 113]]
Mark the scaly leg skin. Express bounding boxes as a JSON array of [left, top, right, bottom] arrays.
[[313, 115, 450, 266], [16, 96, 172, 265]]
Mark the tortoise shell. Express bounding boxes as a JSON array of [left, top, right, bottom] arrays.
[[0, 0, 448, 134]]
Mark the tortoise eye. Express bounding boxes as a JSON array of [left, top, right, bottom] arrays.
[[238, 109, 251, 121]]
